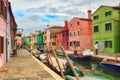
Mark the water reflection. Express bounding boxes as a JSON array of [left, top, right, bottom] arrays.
[[73, 60, 120, 80]]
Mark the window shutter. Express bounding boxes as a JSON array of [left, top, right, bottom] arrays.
[[105, 24, 107, 31], [105, 41, 107, 48], [110, 41, 112, 48], [110, 23, 112, 30], [109, 11, 111, 15]]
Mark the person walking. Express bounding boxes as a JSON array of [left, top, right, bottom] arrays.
[[94, 41, 99, 55]]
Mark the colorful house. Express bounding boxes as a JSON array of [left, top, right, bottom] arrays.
[[58, 21, 69, 50], [50, 32, 59, 50], [24, 36, 30, 46], [92, 5, 120, 53], [29, 33, 35, 49], [37, 32, 44, 48], [7, 2, 17, 61], [68, 10, 92, 53], [46, 26, 63, 49], [43, 31, 47, 49], [0, 0, 8, 67]]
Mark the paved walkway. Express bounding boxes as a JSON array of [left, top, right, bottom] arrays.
[[0, 49, 64, 80], [92, 53, 120, 61]]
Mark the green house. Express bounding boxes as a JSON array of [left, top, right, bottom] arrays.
[[37, 33, 44, 48], [92, 6, 120, 53], [24, 37, 30, 46]]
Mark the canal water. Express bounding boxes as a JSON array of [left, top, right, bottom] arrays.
[[73, 60, 120, 80]]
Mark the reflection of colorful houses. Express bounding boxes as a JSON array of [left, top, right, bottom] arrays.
[[58, 21, 69, 50], [0, 0, 8, 67], [92, 6, 120, 53], [46, 26, 63, 49], [68, 10, 92, 53]]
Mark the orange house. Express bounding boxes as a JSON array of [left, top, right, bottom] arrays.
[[68, 10, 92, 54], [46, 26, 63, 50]]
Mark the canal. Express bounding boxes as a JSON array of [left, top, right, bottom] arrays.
[[73, 59, 120, 80]]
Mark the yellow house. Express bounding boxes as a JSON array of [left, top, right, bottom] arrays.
[[46, 26, 63, 50], [29, 33, 35, 50], [43, 31, 47, 49], [50, 33, 58, 51]]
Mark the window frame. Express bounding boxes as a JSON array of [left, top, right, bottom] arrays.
[[93, 15, 99, 20], [105, 40, 112, 48], [77, 21, 80, 26], [94, 26, 99, 32], [105, 10, 111, 17], [105, 23, 112, 31]]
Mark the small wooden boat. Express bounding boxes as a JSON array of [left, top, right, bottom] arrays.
[[68, 54, 92, 61], [98, 59, 120, 71]]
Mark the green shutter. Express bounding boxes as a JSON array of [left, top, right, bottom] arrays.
[[105, 41, 107, 48], [110, 23, 112, 30], [110, 41, 112, 48]]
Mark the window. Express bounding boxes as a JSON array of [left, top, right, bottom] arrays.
[[74, 32, 76, 36], [76, 41, 80, 47], [0, 37, 4, 54], [94, 26, 99, 32], [77, 22, 80, 25], [70, 32, 72, 37], [74, 41, 80, 47], [66, 32, 69, 37], [50, 36, 52, 39], [105, 11, 111, 16], [105, 23, 112, 31], [52, 42, 56, 45], [105, 41, 112, 48], [70, 42, 73, 47], [78, 31, 80, 36], [54, 35, 57, 38], [70, 24, 72, 27], [62, 33, 64, 37], [93, 15, 98, 20]]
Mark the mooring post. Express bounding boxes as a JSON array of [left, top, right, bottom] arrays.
[[60, 46, 80, 80]]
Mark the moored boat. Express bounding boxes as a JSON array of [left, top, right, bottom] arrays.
[[69, 54, 92, 61], [98, 59, 120, 71]]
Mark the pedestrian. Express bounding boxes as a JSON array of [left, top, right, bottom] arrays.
[[94, 41, 99, 55]]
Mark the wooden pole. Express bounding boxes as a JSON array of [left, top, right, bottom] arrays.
[[47, 49, 53, 65], [50, 43, 65, 79], [60, 46, 80, 80]]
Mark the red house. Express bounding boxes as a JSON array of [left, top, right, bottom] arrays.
[[68, 10, 92, 54], [58, 21, 69, 50]]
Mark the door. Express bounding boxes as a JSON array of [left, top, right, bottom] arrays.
[[99, 40, 104, 53]]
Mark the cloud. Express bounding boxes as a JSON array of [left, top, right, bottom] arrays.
[[9, 0, 120, 35]]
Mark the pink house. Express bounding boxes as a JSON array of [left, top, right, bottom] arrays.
[[58, 21, 69, 50], [68, 10, 92, 54], [0, 0, 8, 67]]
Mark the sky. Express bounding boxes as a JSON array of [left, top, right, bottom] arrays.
[[9, 0, 120, 36]]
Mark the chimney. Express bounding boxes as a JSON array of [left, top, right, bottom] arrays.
[[64, 20, 68, 29], [88, 10, 92, 19]]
